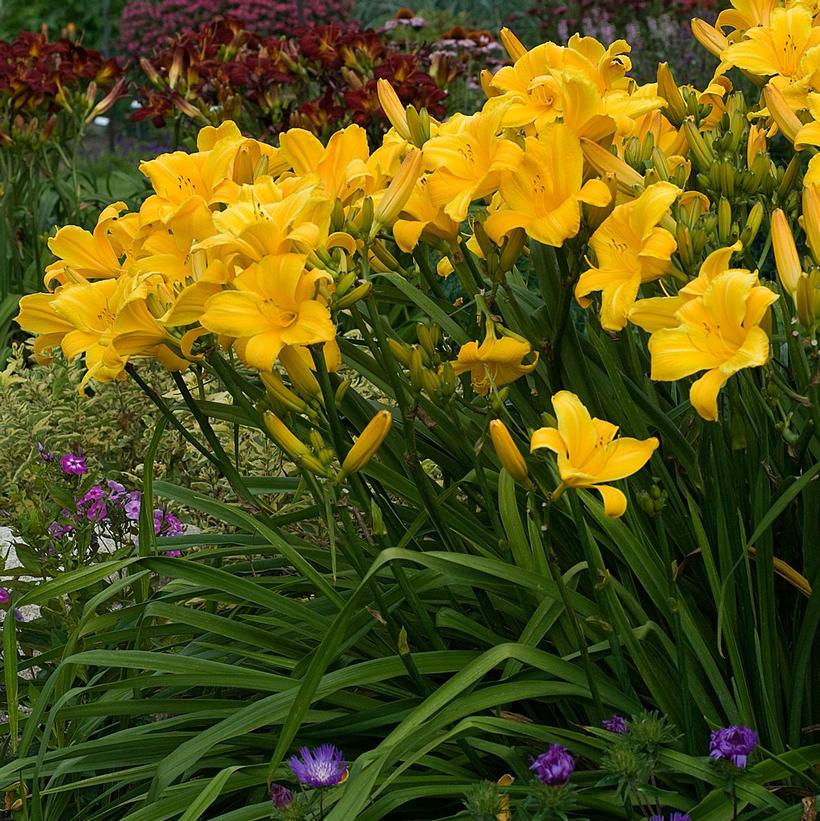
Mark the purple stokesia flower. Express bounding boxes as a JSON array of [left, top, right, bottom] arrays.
[[710, 725, 758, 768], [288, 744, 347, 788], [602, 714, 629, 734], [270, 783, 294, 809], [530, 744, 575, 786], [60, 453, 88, 476], [0, 588, 10, 609]]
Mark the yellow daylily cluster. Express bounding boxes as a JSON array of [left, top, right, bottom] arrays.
[[20, 2, 819, 517]]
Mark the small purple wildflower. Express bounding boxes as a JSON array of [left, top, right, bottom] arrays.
[[602, 714, 629, 734], [124, 491, 142, 521], [47, 520, 75, 541], [14, 608, 24, 621], [710, 725, 758, 768], [38, 442, 55, 462], [649, 815, 691, 821], [60, 453, 88, 476], [270, 783, 293, 809], [154, 509, 184, 536], [530, 744, 575, 786], [0, 588, 10, 609], [288, 744, 347, 788], [164, 549, 183, 558], [106, 480, 126, 501], [77, 486, 108, 522]]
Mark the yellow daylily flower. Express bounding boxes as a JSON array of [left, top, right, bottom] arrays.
[[423, 106, 523, 222], [391, 178, 460, 253], [647, 270, 778, 420], [279, 125, 372, 204], [200, 254, 335, 372], [575, 182, 679, 331], [716, 0, 776, 32], [45, 202, 137, 286], [451, 325, 538, 395], [530, 390, 658, 517], [721, 6, 820, 83], [485, 126, 611, 248], [771, 208, 803, 294], [629, 241, 745, 332]]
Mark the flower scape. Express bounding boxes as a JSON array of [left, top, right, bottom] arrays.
[[2, 0, 819, 818]]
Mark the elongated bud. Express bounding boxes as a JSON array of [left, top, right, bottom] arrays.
[[747, 123, 766, 168], [682, 119, 714, 171], [416, 323, 437, 358], [439, 360, 456, 398], [777, 153, 802, 200], [795, 269, 820, 328], [371, 239, 401, 270], [263, 411, 310, 459], [139, 57, 162, 86], [739, 201, 764, 248], [717, 197, 732, 244], [657, 63, 686, 127], [339, 410, 393, 480], [580, 138, 644, 195], [279, 346, 321, 399], [261, 371, 310, 413], [479, 68, 499, 99], [405, 106, 430, 147], [372, 149, 422, 233], [499, 27, 527, 61], [422, 369, 441, 399], [409, 346, 425, 391], [334, 377, 351, 405], [676, 223, 695, 270], [771, 209, 802, 294], [387, 338, 412, 367], [334, 281, 372, 309], [499, 227, 527, 272], [489, 420, 531, 488], [377, 79, 411, 142], [691, 18, 727, 59], [763, 84, 801, 143], [335, 271, 357, 298], [802, 184, 820, 265]]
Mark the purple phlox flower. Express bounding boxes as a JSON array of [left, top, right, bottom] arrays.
[[0, 587, 10, 608], [530, 744, 575, 785], [77, 486, 108, 522], [124, 490, 142, 521], [106, 480, 127, 501], [38, 442, 55, 462], [270, 783, 293, 809], [602, 714, 629, 734], [60, 453, 88, 476], [288, 744, 347, 788], [164, 549, 183, 558], [710, 725, 758, 768], [154, 508, 184, 537], [48, 520, 75, 541]]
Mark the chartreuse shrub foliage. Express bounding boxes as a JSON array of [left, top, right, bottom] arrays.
[[3, 1, 819, 818]]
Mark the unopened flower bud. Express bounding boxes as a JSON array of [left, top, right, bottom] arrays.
[[489, 420, 531, 487], [796, 269, 820, 328], [264, 411, 310, 459], [739, 201, 764, 248], [802, 184, 820, 265], [372, 149, 422, 233], [657, 63, 686, 127], [339, 410, 393, 480], [771, 209, 802, 294], [499, 27, 527, 61]]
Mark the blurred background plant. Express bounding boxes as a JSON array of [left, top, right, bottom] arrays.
[[0, 29, 129, 353]]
